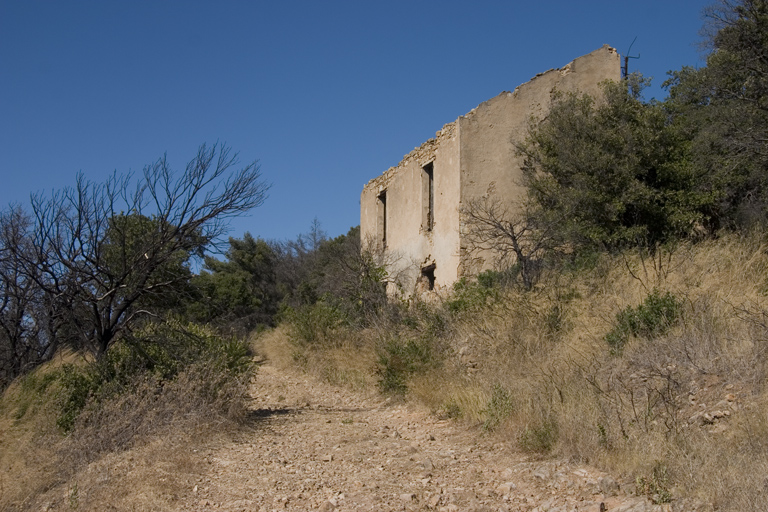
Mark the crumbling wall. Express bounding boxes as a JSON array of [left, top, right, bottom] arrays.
[[457, 45, 620, 277], [360, 121, 460, 294], [361, 45, 621, 294]]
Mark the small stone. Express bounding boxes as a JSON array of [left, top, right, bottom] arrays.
[[598, 476, 620, 496], [612, 497, 653, 512], [427, 494, 441, 508], [400, 492, 417, 502], [533, 468, 550, 480], [321, 454, 333, 462], [495, 481, 516, 495], [318, 500, 336, 511]]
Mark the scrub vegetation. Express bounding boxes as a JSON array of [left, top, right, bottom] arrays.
[[3, 2, 768, 510]]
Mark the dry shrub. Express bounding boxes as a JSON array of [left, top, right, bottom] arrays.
[[257, 324, 378, 391], [0, 375, 68, 509], [419, 233, 768, 509], [59, 360, 250, 466], [0, 322, 254, 511], [266, 232, 768, 509]]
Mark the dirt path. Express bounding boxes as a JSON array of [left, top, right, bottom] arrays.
[[178, 361, 662, 512]]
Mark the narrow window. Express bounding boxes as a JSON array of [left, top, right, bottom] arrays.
[[421, 264, 436, 291], [377, 190, 387, 247], [422, 162, 434, 231]]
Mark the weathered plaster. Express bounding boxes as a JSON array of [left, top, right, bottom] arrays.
[[361, 46, 621, 295]]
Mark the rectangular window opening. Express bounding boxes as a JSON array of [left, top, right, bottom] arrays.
[[422, 162, 434, 231], [421, 264, 436, 291], [377, 190, 387, 247]]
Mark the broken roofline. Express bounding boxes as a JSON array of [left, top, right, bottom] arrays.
[[363, 44, 619, 188]]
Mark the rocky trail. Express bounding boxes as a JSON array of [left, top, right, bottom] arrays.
[[178, 360, 667, 512]]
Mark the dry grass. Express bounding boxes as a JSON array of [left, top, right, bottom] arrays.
[[0, 331, 254, 511], [277, 232, 768, 510], [8, 233, 764, 510], [255, 325, 378, 391]]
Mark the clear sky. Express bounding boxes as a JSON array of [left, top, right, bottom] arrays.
[[1, 0, 711, 244]]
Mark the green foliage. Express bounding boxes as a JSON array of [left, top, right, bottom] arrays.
[[445, 271, 505, 314], [11, 370, 60, 420], [605, 290, 682, 352], [482, 385, 514, 431], [103, 213, 200, 299], [376, 333, 436, 395], [54, 320, 252, 432], [289, 226, 390, 327], [519, 418, 559, 453], [57, 365, 99, 432], [520, 78, 709, 250], [282, 300, 344, 345], [636, 462, 673, 504], [189, 233, 281, 331], [664, 1, 768, 230]]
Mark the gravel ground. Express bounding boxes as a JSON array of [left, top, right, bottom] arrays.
[[178, 362, 667, 512]]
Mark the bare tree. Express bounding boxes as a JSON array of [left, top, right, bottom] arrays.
[[8, 143, 268, 357], [0, 208, 44, 386], [462, 197, 560, 290]]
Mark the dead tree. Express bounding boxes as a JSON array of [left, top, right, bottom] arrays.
[[12, 143, 269, 357], [0, 208, 44, 386], [462, 197, 560, 290]]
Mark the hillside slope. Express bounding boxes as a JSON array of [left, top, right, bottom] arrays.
[[10, 342, 664, 512]]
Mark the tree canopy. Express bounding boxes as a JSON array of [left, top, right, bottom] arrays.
[[0, 143, 268, 375]]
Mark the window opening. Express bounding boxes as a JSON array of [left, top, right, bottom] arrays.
[[377, 190, 387, 247], [421, 263, 436, 291], [422, 162, 434, 231]]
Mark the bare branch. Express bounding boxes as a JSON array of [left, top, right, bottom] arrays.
[[7, 143, 269, 358]]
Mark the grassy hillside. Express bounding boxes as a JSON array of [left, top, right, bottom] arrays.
[[4, 233, 767, 510], [277, 232, 768, 510], [0, 322, 253, 510]]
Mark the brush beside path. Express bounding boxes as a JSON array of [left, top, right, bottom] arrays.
[[180, 360, 666, 512]]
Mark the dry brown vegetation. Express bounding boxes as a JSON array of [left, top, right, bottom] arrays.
[[4, 233, 768, 511], [0, 338, 253, 511], [282, 232, 768, 511]]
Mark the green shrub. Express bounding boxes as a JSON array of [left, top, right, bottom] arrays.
[[54, 320, 252, 432], [519, 418, 559, 453], [282, 300, 344, 345], [56, 365, 99, 432], [376, 334, 436, 395], [606, 289, 682, 352], [482, 385, 514, 431], [11, 370, 59, 420], [445, 272, 503, 315]]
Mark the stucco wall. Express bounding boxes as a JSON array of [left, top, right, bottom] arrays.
[[361, 45, 620, 294], [457, 45, 621, 276], [360, 122, 461, 294]]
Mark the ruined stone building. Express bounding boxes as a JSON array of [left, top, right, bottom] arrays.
[[360, 46, 621, 295]]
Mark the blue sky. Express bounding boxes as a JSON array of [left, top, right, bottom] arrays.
[[1, 0, 710, 245]]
